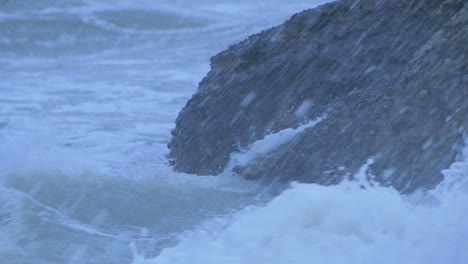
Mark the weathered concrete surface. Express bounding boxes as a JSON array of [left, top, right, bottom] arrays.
[[168, 0, 468, 192]]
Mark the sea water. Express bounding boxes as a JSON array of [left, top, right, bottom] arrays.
[[0, 0, 466, 263]]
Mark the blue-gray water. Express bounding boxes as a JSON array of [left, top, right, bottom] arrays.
[[1, 0, 467, 263]]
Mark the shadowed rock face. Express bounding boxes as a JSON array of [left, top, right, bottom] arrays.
[[168, 0, 467, 193]]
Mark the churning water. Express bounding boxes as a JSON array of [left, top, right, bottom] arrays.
[[0, 0, 467, 263]]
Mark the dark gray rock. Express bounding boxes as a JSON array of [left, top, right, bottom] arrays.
[[168, 0, 468, 193]]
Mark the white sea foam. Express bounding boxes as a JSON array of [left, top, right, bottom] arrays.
[[7, 0, 463, 263], [134, 147, 468, 264], [228, 116, 326, 169]]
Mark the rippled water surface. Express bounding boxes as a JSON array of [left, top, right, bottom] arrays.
[[1, 0, 467, 263], [0, 1, 333, 262]]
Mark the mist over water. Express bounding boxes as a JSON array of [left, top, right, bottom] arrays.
[[0, 0, 466, 263]]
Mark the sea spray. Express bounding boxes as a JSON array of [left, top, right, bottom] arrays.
[[135, 149, 468, 264]]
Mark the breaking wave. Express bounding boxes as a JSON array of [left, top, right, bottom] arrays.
[[135, 146, 468, 264]]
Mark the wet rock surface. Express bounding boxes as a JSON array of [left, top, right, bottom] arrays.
[[168, 0, 468, 192]]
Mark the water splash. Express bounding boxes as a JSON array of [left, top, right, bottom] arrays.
[[135, 147, 468, 264]]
